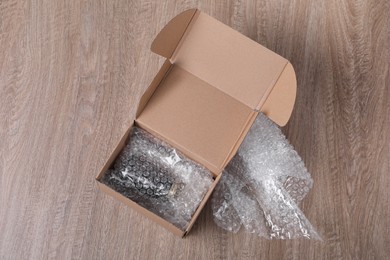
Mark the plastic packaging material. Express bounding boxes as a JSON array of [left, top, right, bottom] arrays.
[[212, 113, 321, 239], [102, 127, 213, 230]]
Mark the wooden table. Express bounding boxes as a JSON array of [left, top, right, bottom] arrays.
[[1, 1, 389, 259]]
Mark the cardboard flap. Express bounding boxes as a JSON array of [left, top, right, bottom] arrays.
[[142, 10, 298, 175], [151, 9, 198, 59], [170, 12, 294, 114], [151, 9, 297, 125], [261, 62, 297, 126], [136, 65, 254, 174]]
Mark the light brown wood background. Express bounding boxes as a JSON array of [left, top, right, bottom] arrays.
[[1, 0, 389, 259]]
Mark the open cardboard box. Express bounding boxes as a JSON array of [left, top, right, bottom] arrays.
[[96, 9, 297, 237]]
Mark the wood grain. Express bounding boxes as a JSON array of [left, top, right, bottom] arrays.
[[1, 0, 389, 259]]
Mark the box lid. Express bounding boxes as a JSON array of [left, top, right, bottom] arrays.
[[136, 9, 298, 174], [151, 9, 296, 125], [136, 64, 256, 174]]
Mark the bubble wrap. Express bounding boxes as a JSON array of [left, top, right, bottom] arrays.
[[102, 127, 213, 230], [211, 113, 321, 239]]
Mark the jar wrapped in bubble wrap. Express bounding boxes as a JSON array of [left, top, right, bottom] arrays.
[[102, 127, 213, 230]]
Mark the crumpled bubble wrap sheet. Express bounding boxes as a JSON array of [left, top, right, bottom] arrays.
[[102, 127, 213, 230], [211, 113, 321, 239]]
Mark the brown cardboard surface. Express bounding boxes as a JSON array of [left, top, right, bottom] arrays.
[[136, 65, 254, 174], [136, 59, 172, 117], [151, 9, 297, 125], [260, 62, 297, 126], [138, 9, 298, 175], [171, 12, 288, 111], [151, 9, 197, 59]]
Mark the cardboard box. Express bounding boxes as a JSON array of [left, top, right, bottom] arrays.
[[96, 9, 297, 237]]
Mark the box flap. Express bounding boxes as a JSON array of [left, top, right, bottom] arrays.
[[260, 62, 297, 126], [139, 10, 298, 174], [136, 66, 254, 174], [151, 9, 296, 124], [151, 9, 198, 59]]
